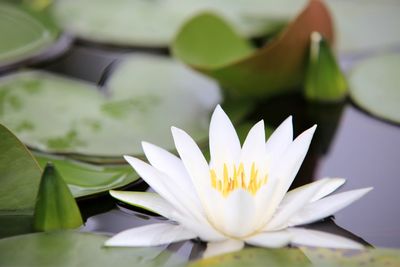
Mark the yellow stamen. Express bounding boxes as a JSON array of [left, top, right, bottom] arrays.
[[210, 162, 268, 197]]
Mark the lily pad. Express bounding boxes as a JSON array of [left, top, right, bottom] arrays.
[[327, 0, 400, 54], [189, 248, 311, 267], [0, 3, 59, 69], [301, 247, 400, 267], [0, 124, 41, 214], [0, 231, 184, 267], [189, 247, 400, 267], [51, 0, 295, 47], [172, 0, 334, 98], [348, 53, 400, 124], [0, 214, 33, 238], [34, 153, 140, 198], [0, 54, 221, 160]]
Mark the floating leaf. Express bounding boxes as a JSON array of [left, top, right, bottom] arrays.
[[172, 0, 334, 98], [33, 163, 83, 231], [189, 248, 311, 267], [349, 53, 400, 124], [34, 153, 140, 198], [0, 231, 183, 267], [52, 0, 292, 47], [0, 3, 59, 70], [0, 124, 41, 214], [301, 247, 400, 267], [0, 215, 33, 238], [326, 0, 400, 54], [0, 54, 221, 161], [304, 32, 347, 102], [189, 247, 400, 267]]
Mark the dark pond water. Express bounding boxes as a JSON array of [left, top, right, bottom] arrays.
[[3, 43, 400, 259]]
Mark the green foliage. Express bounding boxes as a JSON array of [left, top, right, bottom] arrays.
[[0, 2, 57, 67], [0, 231, 184, 267], [189, 247, 400, 267], [189, 248, 310, 267], [172, 12, 254, 69], [33, 163, 83, 231], [349, 53, 400, 124], [34, 153, 139, 198], [172, 1, 334, 98], [0, 124, 42, 214], [0, 54, 220, 161], [304, 32, 347, 102]]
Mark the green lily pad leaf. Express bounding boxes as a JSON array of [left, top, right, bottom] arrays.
[[327, 0, 400, 54], [0, 231, 184, 267], [172, 0, 334, 98], [348, 53, 400, 124], [172, 12, 255, 69], [301, 247, 400, 267], [0, 3, 58, 69], [0, 54, 221, 161], [52, 0, 292, 47], [304, 32, 347, 102], [189, 248, 311, 267], [189, 247, 400, 267], [0, 124, 41, 214], [33, 163, 83, 231], [34, 153, 140, 198], [0, 214, 33, 238]]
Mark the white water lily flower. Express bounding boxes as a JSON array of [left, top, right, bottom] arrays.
[[105, 105, 372, 258]]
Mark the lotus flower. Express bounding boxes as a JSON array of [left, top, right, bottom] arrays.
[[106, 105, 372, 258]]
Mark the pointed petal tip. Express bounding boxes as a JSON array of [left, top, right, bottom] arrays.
[[141, 141, 151, 148], [255, 119, 265, 128], [171, 126, 186, 137], [123, 154, 134, 162], [109, 190, 125, 199], [211, 103, 232, 125], [322, 177, 346, 186], [359, 186, 374, 195]]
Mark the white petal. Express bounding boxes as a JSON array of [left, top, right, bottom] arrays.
[[283, 178, 346, 205], [245, 231, 291, 248], [105, 223, 196, 247], [171, 127, 210, 195], [203, 239, 244, 258], [142, 142, 197, 196], [170, 211, 226, 242], [107, 191, 221, 241], [267, 178, 345, 229], [209, 105, 241, 176], [288, 228, 364, 249], [269, 125, 317, 206], [266, 179, 330, 230], [109, 191, 176, 220], [288, 187, 373, 227], [240, 120, 267, 184], [265, 116, 293, 167], [124, 156, 182, 211], [123, 156, 206, 225], [218, 189, 257, 237], [142, 142, 201, 208], [253, 177, 280, 229]]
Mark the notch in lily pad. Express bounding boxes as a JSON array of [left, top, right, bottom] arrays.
[[34, 163, 83, 232], [304, 31, 347, 102], [172, 0, 334, 98]]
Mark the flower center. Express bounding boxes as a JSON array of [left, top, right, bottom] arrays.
[[210, 162, 268, 197]]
